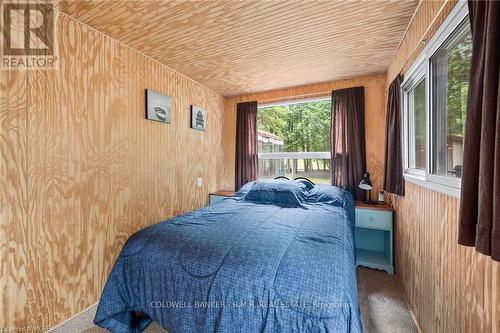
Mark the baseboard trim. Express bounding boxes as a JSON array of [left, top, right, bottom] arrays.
[[396, 277, 423, 333], [48, 302, 98, 332]]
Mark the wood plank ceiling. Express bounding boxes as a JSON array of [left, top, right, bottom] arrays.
[[60, 0, 418, 96]]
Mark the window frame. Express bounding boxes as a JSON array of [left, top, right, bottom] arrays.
[[258, 96, 331, 109], [402, 61, 427, 178], [257, 96, 332, 183], [401, 1, 469, 198]]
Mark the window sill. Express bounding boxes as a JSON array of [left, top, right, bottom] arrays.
[[403, 173, 461, 199]]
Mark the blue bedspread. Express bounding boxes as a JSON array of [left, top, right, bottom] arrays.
[[94, 189, 362, 333]]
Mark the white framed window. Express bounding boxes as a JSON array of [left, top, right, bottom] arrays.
[[257, 97, 332, 184], [402, 64, 427, 177], [401, 1, 471, 198]]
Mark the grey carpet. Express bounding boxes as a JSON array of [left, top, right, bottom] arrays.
[[51, 268, 417, 333], [356, 268, 418, 333]]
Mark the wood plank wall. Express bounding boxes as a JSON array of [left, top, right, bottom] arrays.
[[386, 1, 500, 332], [0, 11, 226, 330], [222, 73, 387, 197]]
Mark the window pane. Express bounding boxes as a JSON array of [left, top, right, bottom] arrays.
[[258, 158, 330, 184], [257, 99, 331, 183], [409, 79, 426, 170], [258, 159, 287, 179], [294, 159, 330, 184], [431, 22, 472, 178], [257, 100, 331, 153]]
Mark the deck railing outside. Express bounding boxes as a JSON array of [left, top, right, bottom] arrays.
[[258, 152, 331, 184]]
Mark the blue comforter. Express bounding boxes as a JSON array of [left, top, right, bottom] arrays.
[[94, 188, 361, 333]]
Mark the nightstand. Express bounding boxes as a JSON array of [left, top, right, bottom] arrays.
[[354, 201, 394, 275], [209, 190, 236, 205]]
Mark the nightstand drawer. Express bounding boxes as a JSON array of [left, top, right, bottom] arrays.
[[355, 209, 392, 230]]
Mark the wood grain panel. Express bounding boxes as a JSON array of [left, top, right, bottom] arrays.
[[387, 0, 458, 85], [58, 0, 418, 96], [222, 73, 387, 199], [386, 1, 500, 332], [389, 183, 500, 333], [1, 9, 225, 330], [0, 63, 29, 330]]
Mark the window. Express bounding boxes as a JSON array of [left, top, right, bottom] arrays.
[[430, 20, 471, 179], [407, 78, 426, 171], [257, 98, 331, 184], [401, 2, 471, 197]]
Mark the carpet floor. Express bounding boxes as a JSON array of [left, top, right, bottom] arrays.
[[51, 267, 418, 333]]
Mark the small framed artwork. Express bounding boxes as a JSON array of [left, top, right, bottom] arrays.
[[146, 89, 171, 123], [190, 105, 207, 131]]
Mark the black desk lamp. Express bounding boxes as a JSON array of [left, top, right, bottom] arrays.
[[359, 172, 375, 204]]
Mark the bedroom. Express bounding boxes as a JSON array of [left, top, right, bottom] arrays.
[[1, 0, 499, 332]]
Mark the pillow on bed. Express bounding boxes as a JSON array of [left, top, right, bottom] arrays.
[[306, 185, 348, 207], [244, 180, 307, 208], [236, 181, 256, 197], [294, 178, 315, 191]]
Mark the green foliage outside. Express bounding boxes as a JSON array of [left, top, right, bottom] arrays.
[[258, 100, 331, 153], [446, 33, 472, 137]]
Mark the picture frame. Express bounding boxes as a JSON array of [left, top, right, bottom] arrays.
[[190, 105, 207, 131], [145, 89, 171, 123]]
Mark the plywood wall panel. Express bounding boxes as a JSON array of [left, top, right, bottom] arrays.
[[390, 183, 499, 333], [0, 66, 29, 329], [1, 9, 226, 329], [222, 73, 387, 198], [387, 0, 458, 86], [59, 0, 418, 95]]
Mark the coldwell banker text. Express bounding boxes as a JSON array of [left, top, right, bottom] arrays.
[[1, 1, 58, 70]]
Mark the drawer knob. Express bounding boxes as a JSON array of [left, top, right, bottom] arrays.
[[370, 217, 374, 222]]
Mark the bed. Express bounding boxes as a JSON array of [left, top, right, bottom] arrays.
[[94, 180, 362, 333]]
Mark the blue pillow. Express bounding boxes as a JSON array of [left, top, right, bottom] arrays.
[[294, 179, 315, 191], [244, 180, 307, 208], [306, 185, 349, 207], [236, 181, 256, 197]]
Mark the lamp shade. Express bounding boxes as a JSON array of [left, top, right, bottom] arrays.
[[359, 172, 373, 190]]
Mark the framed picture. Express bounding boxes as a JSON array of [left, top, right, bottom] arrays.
[[190, 105, 207, 131], [146, 89, 171, 123]]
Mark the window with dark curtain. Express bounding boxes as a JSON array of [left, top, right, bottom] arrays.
[[330, 87, 366, 200], [235, 101, 258, 190], [383, 75, 405, 195], [458, 1, 500, 261]]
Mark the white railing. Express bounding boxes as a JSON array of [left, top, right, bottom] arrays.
[[258, 151, 330, 180], [258, 152, 330, 159]]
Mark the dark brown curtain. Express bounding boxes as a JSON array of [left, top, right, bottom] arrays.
[[330, 87, 366, 200], [383, 75, 405, 196], [458, 1, 500, 261], [235, 101, 258, 190]]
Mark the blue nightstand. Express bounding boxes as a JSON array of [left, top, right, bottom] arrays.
[[354, 201, 394, 275], [209, 190, 236, 205]]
